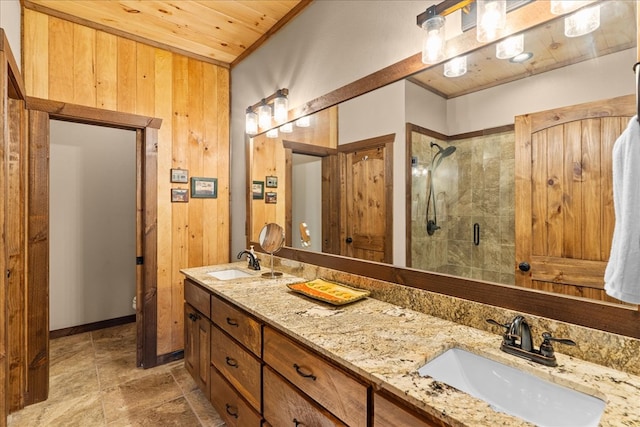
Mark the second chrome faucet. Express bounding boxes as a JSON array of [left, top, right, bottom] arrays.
[[487, 315, 576, 367]]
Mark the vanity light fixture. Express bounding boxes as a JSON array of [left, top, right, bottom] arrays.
[[496, 34, 524, 59], [509, 51, 533, 63], [257, 100, 272, 130], [273, 89, 289, 124], [244, 88, 290, 135], [476, 0, 506, 42], [563, 4, 600, 38], [444, 56, 467, 77], [417, 0, 473, 65], [245, 107, 258, 135]]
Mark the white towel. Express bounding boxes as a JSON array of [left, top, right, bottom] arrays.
[[604, 116, 640, 304]]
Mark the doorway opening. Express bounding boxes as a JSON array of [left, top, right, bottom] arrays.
[[49, 121, 137, 336]]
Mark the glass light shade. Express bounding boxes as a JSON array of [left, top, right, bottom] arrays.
[[245, 108, 258, 135], [257, 102, 272, 130], [476, 0, 506, 43], [295, 116, 311, 127], [280, 122, 293, 133], [564, 5, 600, 37], [550, 1, 591, 15], [444, 56, 467, 78], [266, 128, 278, 138], [273, 91, 288, 124], [421, 16, 446, 64], [496, 34, 524, 59]]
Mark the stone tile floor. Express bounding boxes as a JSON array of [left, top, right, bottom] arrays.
[[8, 323, 225, 426]]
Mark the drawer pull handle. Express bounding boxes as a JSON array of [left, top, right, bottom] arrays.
[[188, 313, 197, 321], [225, 404, 239, 419], [226, 357, 239, 368], [293, 418, 303, 426], [226, 317, 239, 327], [293, 363, 316, 381]]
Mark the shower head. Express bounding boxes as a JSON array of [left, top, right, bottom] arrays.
[[430, 142, 456, 170]]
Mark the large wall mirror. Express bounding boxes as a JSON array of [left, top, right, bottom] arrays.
[[247, 0, 640, 338]]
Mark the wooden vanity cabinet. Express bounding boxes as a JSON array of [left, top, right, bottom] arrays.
[[263, 326, 368, 427], [184, 280, 213, 398]]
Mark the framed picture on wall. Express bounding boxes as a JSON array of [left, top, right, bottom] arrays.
[[265, 175, 278, 188], [171, 188, 189, 203], [252, 181, 264, 200], [265, 192, 277, 204], [170, 168, 188, 183], [190, 177, 217, 198]]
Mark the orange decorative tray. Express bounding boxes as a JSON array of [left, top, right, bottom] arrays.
[[287, 279, 370, 306]]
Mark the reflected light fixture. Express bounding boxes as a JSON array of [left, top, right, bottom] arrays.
[[280, 122, 293, 133], [295, 116, 311, 127], [266, 128, 279, 139], [509, 51, 533, 63], [563, 4, 600, 37], [444, 56, 467, 77], [550, 1, 591, 15], [476, 0, 506, 42], [496, 34, 524, 59], [245, 107, 258, 135], [244, 88, 290, 135]]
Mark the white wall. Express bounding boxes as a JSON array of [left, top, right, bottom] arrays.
[[50, 121, 136, 330], [0, 0, 22, 71]]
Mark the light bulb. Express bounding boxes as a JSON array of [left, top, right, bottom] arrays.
[[273, 90, 288, 124], [477, 0, 506, 43], [496, 34, 524, 59], [422, 16, 446, 64], [257, 101, 271, 130], [245, 107, 258, 135], [444, 56, 467, 78], [564, 4, 600, 37]]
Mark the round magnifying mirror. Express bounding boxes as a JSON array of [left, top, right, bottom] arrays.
[[259, 223, 285, 278]]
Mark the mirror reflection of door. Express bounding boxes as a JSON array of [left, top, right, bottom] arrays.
[[339, 135, 394, 263], [515, 95, 635, 306], [292, 153, 322, 252]]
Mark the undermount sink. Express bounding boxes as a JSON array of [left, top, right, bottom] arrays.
[[418, 348, 605, 427], [207, 269, 253, 280]]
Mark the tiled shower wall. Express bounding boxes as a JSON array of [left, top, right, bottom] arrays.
[[410, 130, 515, 285]]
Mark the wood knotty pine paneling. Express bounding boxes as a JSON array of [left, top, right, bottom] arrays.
[[22, 9, 230, 355]]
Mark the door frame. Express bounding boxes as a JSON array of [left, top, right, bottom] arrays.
[[25, 97, 161, 377]]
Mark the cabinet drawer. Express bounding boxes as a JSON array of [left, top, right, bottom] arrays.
[[210, 366, 262, 427], [263, 366, 347, 427], [374, 392, 444, 427], [211, 294, 262, 357], [263, 327, 368, 427], [184, 280, 210, 318], [211, 325, 262, 411]]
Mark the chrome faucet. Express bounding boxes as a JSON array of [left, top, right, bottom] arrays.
[[237, 250, 260, 270], [487, 316, 576, 367]]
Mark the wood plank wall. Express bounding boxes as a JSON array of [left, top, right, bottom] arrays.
[[22, 9, 230, 355]]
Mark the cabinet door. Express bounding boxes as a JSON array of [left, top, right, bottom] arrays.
[[374, 393, 446, 427], [184, 303, 210, 399], [264, 366, 347, 427]]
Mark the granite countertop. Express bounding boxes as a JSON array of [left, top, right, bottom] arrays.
[[182, 262, 640, 427]]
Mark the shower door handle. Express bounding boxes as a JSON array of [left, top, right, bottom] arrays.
[[345, 237, 353, 244], [473, 223, 480, 246]]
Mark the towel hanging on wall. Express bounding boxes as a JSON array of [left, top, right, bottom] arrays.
[[604, 115, 640, 304]]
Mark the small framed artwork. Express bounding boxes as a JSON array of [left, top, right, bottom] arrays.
[[170, 168, 188, 183], [171, 188, 189, 203], [252, 181, 264, 200], [265, 175, 278, 188], [191, 177, 217, 198], [265, 192, 277, 204]]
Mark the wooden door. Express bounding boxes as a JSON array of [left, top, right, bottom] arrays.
[[339, 134, 394, 263], [515, 95, 634, 303]]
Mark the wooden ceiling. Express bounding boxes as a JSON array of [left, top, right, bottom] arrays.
[[22, 0, 311, 67], [409, 0, 636, 99]]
